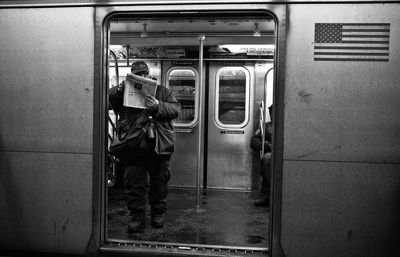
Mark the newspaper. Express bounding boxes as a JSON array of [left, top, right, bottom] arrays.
[[123, 73, 158, 109]]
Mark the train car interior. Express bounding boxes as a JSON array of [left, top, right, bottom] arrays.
[[105, 12, 276, 253]]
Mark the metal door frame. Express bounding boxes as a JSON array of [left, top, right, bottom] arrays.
[[92, 4, 287, 257]]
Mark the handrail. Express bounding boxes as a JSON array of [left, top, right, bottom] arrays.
[[107, 49, 120, 187], [109, 50, 119, 86], [261, 67, 274, 159], [263, 67, 274, 115], [108, 113, 117, 131]]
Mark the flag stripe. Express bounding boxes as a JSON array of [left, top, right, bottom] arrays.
[[314, 58, 389, 62], [314, 43, 389, 47], [343, 26, 390, 30], [342, 32, 390, 36], [315, 50, 388, 54], [341, 40, 389, 43], [315, 46, 389, 50], [314, 55, 388, 59], [342, 35, 389, 38], [342, 29, 390, 33], [341, 23, 390, 26], [315, 52, 388, 56]]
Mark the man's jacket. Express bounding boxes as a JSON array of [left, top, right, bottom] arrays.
[[109, 82, 181, 155]]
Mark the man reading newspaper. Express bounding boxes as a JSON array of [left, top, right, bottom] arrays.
[[123, 73, 158, 109], [109, 61, 181, 232]]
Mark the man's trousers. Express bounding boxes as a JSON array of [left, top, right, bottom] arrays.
[[123, 152, 171, 215]]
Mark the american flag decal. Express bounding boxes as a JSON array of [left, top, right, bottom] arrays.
[[314, 23, 390, 62]]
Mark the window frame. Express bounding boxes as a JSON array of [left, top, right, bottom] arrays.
[[214, 66, 250, 129], [166, 66, 199, 128]]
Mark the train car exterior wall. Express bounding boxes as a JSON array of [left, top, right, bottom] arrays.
[[0, 7, 95, 255], [0, 1, 399, 257], [282, 3, 400, 257]]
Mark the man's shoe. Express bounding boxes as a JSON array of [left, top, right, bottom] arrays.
[[127, 211, 145, 232], [151, 214, 165, 228], [254, 197, 269, 207]]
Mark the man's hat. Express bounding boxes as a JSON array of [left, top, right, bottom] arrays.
[[131, 61, 149, 75]]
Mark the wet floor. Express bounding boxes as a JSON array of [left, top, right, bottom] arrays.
[[107, 187, 269, 248]]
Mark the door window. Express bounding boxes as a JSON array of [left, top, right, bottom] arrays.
[[215, 67, 250, 128], [167, 68, 198, 127]]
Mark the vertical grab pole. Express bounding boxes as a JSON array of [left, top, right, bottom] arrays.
[[259, 101, 265, 159], [196, 34, 205, 211]]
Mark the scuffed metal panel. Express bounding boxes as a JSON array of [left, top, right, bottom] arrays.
[[0, 7, 94, 154], [280, 4, 400, 257], [0, 151, 93, 254], [281, 161, 400, 257], [0, 7, 94, 255], [284, 4, 400, 164]]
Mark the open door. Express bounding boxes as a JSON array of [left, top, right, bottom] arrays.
[[100, 8, 281, 256]]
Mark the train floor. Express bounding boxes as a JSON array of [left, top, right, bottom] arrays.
[[107, 187, 269, 248]]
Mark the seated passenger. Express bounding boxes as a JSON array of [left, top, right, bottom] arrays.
[[250, 105, 273, 207]]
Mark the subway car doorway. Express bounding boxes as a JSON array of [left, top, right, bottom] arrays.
[[104, 11, 276, 254]]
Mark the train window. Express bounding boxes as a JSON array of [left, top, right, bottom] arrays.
[[215, 67, 250, 127], [167, 68, 198, 127]]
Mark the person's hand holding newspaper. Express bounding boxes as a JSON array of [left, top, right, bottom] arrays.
[[145, 94, 159, 110]]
